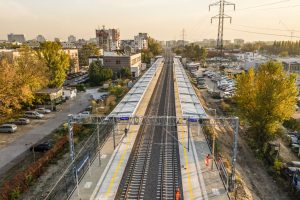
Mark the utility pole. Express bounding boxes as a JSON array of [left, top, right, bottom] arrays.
[[182, 29, 186, 47], [279, 20, 295, 42], [209, 0, 235, 56]]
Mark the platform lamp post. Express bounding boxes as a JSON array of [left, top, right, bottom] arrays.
[[230, 117, 239, 192], [208, 108, 217, 170], [67, 114, 80, 197]]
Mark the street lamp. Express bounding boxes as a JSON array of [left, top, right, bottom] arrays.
[[208, 108, 217, 170]]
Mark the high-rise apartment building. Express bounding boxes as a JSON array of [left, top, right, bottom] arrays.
[[96, 26, 120, 51], [7, 33, 26, 43], [134, 33, 148, 50]]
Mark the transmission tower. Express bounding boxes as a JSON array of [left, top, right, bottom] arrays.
[[209, 0, 235, 55]]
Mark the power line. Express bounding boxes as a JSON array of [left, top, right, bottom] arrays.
[[226, 28, 300, 39], [231, 0, 291, 11], [231, 24, 300, 33]]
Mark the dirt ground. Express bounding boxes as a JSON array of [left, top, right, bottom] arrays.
[[194, 86, 294, 200]]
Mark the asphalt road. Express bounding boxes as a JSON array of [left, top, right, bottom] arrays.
[[0, 91, 91, 179]]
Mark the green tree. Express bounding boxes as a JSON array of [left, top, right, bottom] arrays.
[[119, 67, 131, 79], [235, 61, 298, 149], [141, 37, 162, 64], [109, 85, 124, 98], [78, 44, 100, 66], [88, 61, 113, 86], [199, 47, 207, 66], [39, 42, 69, 88]]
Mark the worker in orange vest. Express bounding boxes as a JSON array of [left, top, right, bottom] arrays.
[[205, 154, 211, 167], [175, 188, 180, 200]]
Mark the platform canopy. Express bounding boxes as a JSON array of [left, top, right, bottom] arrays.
[[109, 58, 164, 118], [174, 58, 207, 119]]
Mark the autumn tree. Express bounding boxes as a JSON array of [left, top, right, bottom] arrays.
[[39, 42, 69, 88], [235, 61, 298, 149], [78, 44, 100, 66], [0, 46, 48, 114]]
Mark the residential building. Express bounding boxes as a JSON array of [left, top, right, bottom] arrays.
[[36, 35, 46, 42], [199, 39, 217, 47], [88, 38, 97, 45], [25, 40, 40, 48], [61, 42, 76, 49], [279, 58, 300, 74], [7, 33, 25, 43], [223, 40, 231, 46], [134, 33, 148, 50], [91, 52, 142, 77], [177, 40, 189, 47], [63, 49, 80, 73], [234, 39, 244, 46], [75, 39, 88, 49], [121, 40, 135, 53], [166, 40, 177, 48], [96, 26, 120, 51], [0, 49, 20, 63], [68, 35, 76, 43]]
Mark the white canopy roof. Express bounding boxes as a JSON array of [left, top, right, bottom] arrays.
[[174, 58, 207, 119], [109, 58, 164, 117]]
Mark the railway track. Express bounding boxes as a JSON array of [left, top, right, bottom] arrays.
[[116, 56, 182, 200]]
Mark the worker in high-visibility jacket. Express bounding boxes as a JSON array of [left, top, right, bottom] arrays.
[[205, 154, 211, 167], [175, 188, 180, 200]]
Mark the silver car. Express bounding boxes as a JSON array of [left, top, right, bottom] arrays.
[[36, 108, 51, 114], [24, 111, 44, 119], [13, 118, 30, 125], [0, 124, 17, 133]]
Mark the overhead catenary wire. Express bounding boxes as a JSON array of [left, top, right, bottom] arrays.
[[226, 28, 300, 39]]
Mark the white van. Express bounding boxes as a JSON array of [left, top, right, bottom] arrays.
[[0, 124, 17, 133]]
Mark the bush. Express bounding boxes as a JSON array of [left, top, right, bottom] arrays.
[[283, 118, 300, 131], [0, 136, 68, 200], [273, 159, 283, 175], [75, 84, 86, 92]]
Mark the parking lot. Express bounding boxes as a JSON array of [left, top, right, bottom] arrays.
[[0, 90, 93, 178]]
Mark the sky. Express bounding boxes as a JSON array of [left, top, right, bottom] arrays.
[[0, 0, 300, 42]]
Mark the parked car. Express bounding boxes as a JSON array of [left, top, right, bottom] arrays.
[[0, 124, 17, 133], [13, 118, 30, 125], [36, 108, 51, 114], [74, 111, 90, 120], [30, 141, 52, 152], [287, 134, 299, 145], [24, 111, 44, 119], [198, 84, 208, 89]]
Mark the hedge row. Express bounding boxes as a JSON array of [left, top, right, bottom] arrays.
[[0, 136, 68, 200]]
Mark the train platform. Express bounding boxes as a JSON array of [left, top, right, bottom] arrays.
[[69, 60, 164, 200], [174, 58, 229, 200]]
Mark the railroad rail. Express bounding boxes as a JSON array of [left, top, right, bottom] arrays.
[[116, 56, 182, 200]]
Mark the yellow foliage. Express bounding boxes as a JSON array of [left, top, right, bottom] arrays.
[[235, 61, 298, 146]]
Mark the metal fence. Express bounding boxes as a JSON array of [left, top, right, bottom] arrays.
[[44, 122, 113, 200]]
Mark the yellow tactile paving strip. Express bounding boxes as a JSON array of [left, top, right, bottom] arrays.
[[93, 62, 164, 200], [173, 64, 206, 200]]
